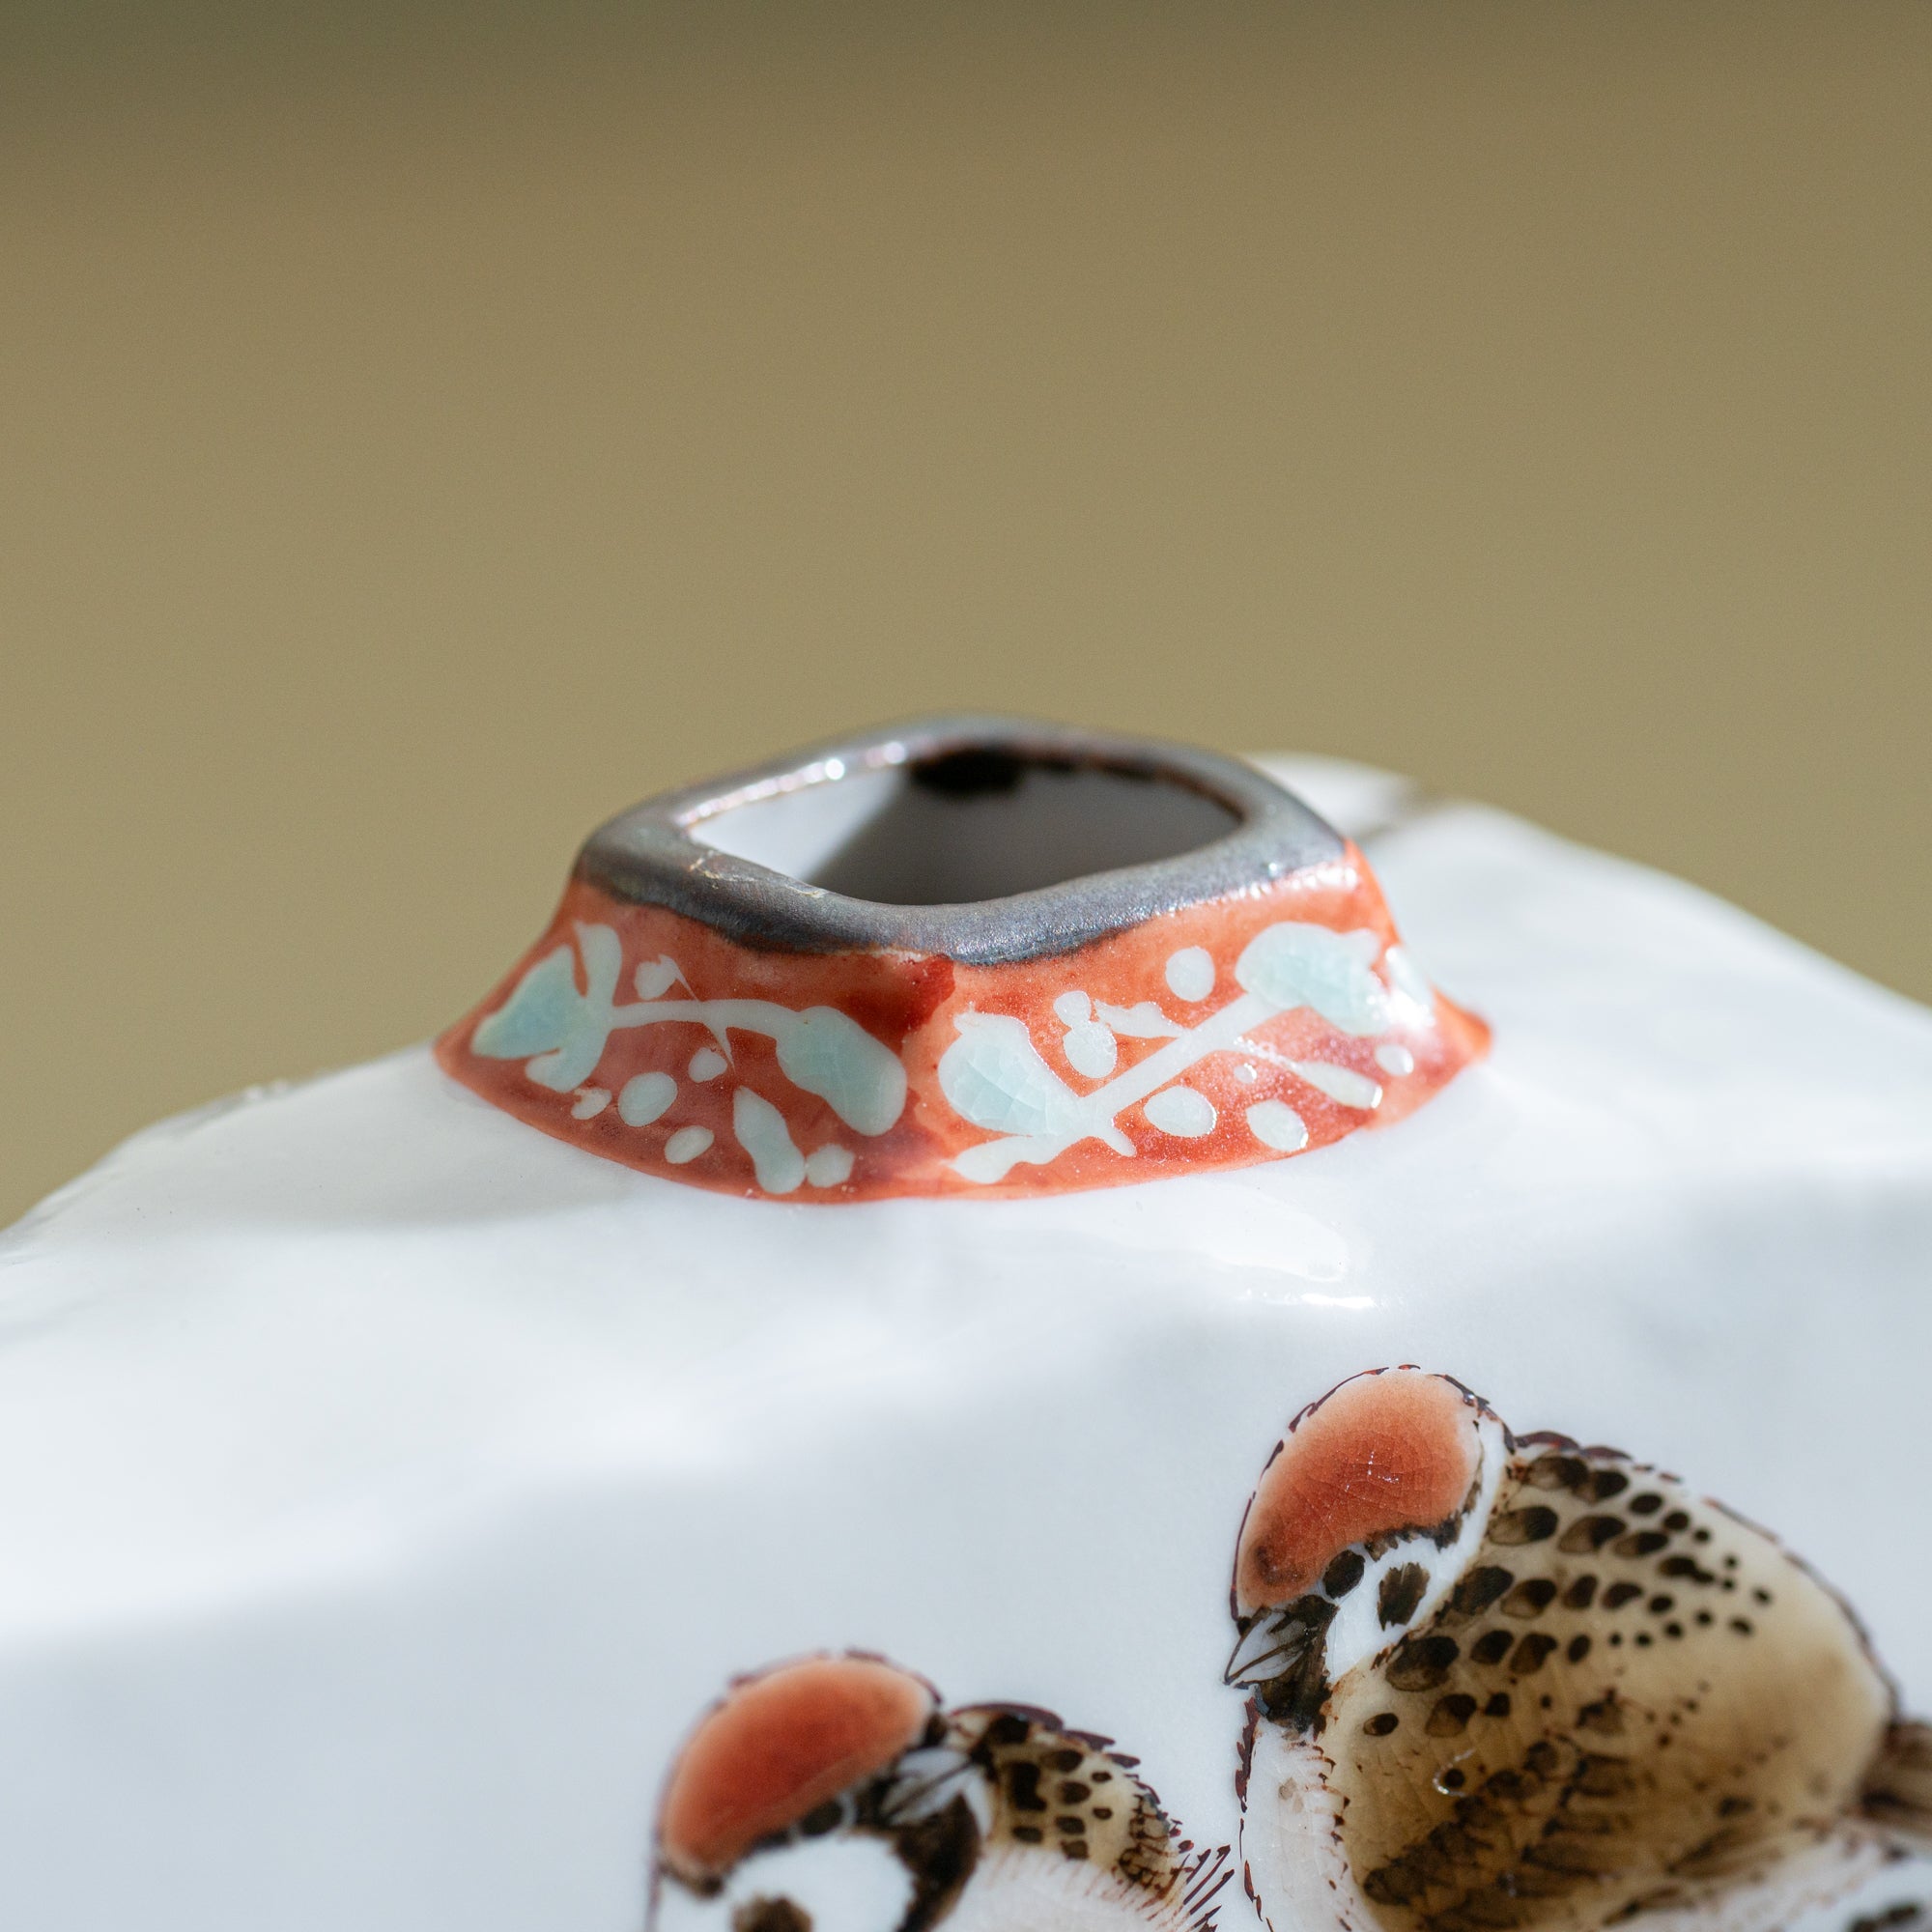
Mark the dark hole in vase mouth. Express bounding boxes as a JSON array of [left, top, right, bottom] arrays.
[[689, 744, 1245, 906]]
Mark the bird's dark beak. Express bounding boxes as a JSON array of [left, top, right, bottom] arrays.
[[1225, 1613, 1306, 1689]]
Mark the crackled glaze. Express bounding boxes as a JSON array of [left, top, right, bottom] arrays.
[[439, 860, 1487, 1201], [436, 720, 1488, 1199]]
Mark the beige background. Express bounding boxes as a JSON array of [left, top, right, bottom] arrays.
[[2, 4, 1928, 1230]]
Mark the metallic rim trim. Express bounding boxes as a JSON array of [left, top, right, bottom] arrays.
[[577, 713, 1345, 964]]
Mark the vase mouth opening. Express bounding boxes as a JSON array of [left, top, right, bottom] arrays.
[[578, 715, 1347, 962], [446, 715, 1492, 1199], [687, 740, 1244, 907]]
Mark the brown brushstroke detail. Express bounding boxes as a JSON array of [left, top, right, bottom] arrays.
[[1241, 1389, 1906, 1932], [1862, 1721, 1932, 1848]]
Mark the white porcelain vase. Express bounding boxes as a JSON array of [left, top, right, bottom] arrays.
[[2, 717, 1927, 1932]]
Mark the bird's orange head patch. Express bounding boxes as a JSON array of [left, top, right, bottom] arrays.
[[1235, 1369, 1483, 1617], [657, 1654, 937, 1885]]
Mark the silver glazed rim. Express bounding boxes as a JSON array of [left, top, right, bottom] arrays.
[[577, 713, 1345, 963]]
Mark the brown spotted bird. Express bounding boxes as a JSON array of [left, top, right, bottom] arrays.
[[649, 1652, 1230, 1932], [1226, 1368, 1932, 1932]]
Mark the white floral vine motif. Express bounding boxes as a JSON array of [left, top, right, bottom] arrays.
[[472, 923, 909, 1137], [938, 922, 1401, 1184]]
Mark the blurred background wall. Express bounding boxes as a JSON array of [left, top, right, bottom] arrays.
[[2, 2, 1928, 1228]]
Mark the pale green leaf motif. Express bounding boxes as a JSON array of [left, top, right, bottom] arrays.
[[772, 1008, 908, 1136], [940, 1013, 1088, 1139], [1234, 923, 1390, 1037], [1095, 1000, 1183, 1038], [472, 948, 582, 1061], [634, 955, 684, 999], [731, 1087, 807, 1194], [473, 923, 628, 1092]]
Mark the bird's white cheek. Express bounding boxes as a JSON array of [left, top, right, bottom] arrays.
[[1322, 1541, 1451, 1683], [662, 1835, 917, 1932]]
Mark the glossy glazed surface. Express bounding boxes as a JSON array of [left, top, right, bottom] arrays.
[[439, 854, 1487, 1201], [441, 724, 1486, 1200], [1, 762, 1928, 1931]]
